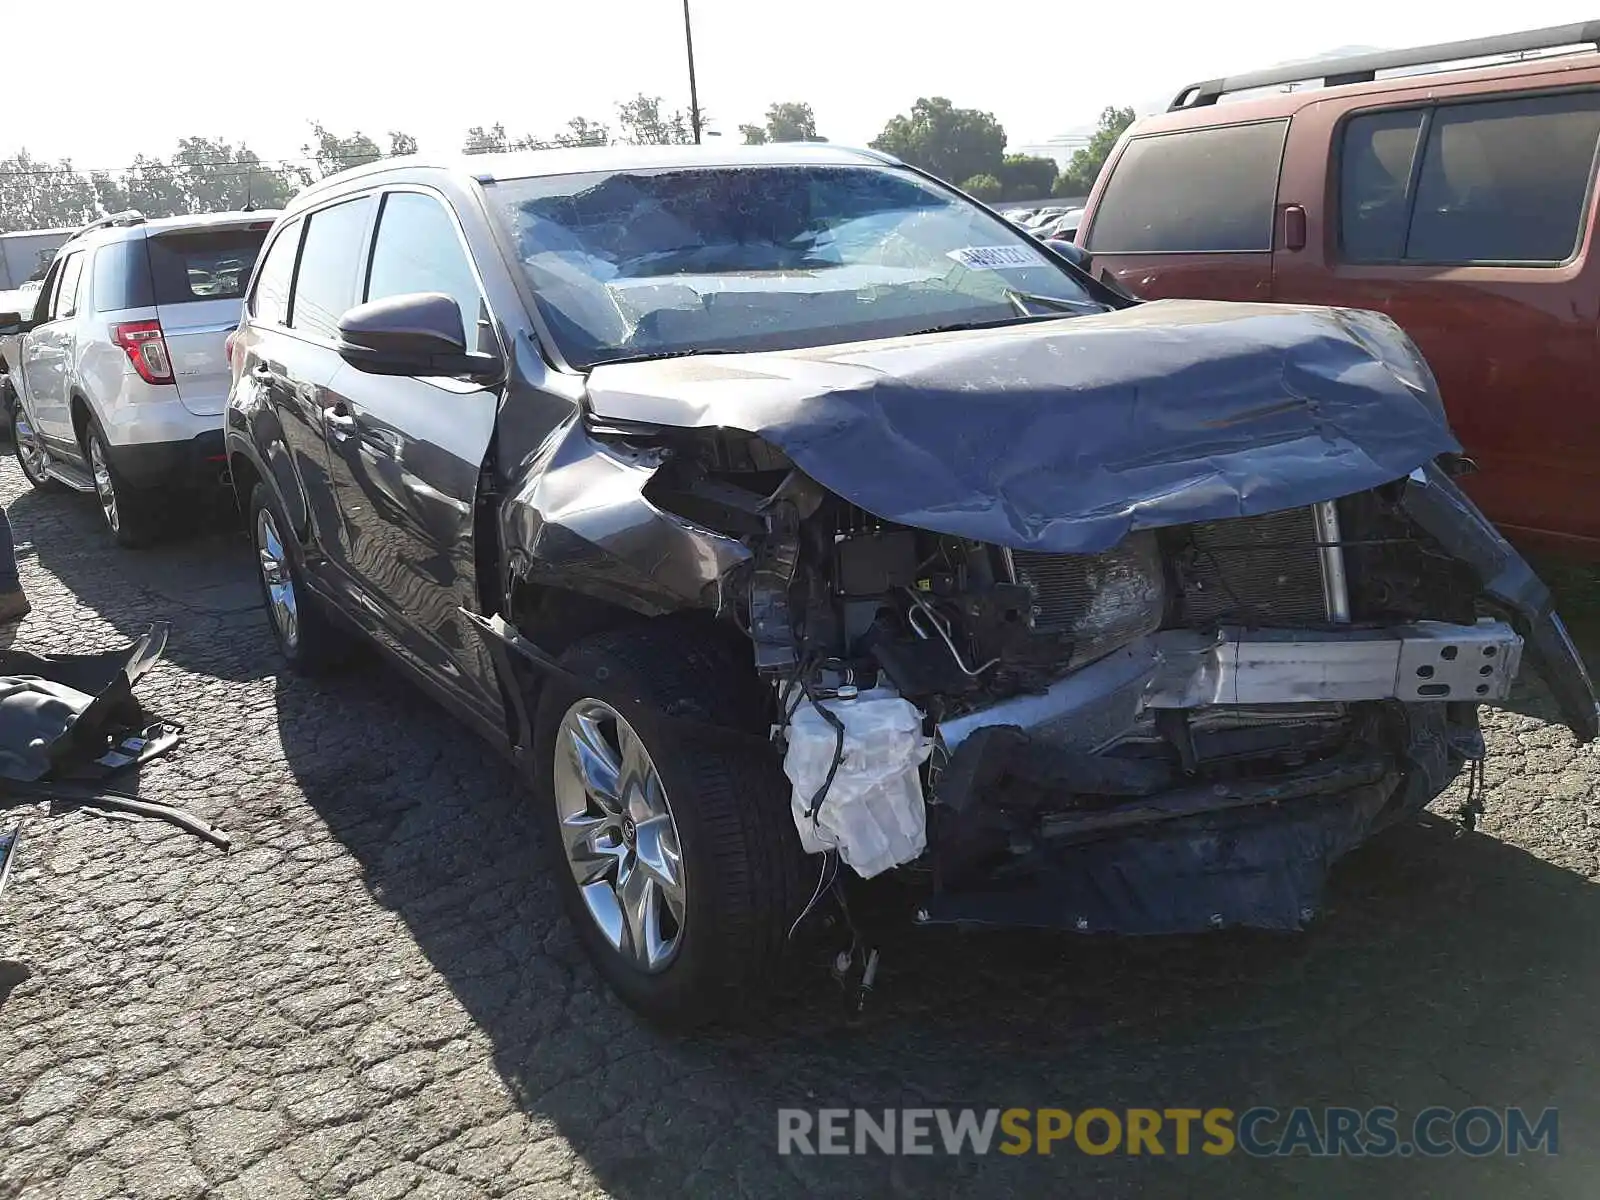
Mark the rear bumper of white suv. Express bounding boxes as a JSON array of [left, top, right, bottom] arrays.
[[106, 428, 228, 490]]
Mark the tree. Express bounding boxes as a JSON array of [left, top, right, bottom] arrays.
[[1055, 105, 1136, 197], [766, 102, 821, 143], [302, 122, 385, 180], [617, 94, 698, 145], [553, 116, 610, 148], [961, 173, 1003, 201], [997, 154, 1057, 201], [741, 101, 822, 145], [462, 123, 515, 155], [388, 131, 419, 157], [869, 97, 1006, 189], [0, 151, 102, 230], [172, 137, 295, 212], [463, 116, 611, 156]]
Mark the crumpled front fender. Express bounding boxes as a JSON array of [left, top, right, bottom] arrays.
[[498, 415, 752, 618], [1402, 463, 1599, 741]]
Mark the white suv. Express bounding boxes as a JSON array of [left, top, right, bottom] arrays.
[[0, 209, 278, 546]]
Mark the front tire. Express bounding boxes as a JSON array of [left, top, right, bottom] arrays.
[[12, 404, 55, 491], [82, 418, 161, 548], [247, 481, 347, 674], [531, 620, 809, 1028]]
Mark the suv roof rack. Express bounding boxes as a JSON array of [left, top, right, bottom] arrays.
[[1169, 20, 1600, 110], [72, 209, 147, 238]]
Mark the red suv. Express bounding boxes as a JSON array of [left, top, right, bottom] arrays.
[[1076, 21, 1600, 555]]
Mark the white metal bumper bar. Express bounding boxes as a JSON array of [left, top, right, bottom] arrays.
[[1145, 620, 1523, 708]]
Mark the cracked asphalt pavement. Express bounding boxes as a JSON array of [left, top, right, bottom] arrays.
[[2, 457, 1599, 1199]]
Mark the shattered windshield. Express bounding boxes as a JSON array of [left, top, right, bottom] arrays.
[[492, 163, 1100, 368]]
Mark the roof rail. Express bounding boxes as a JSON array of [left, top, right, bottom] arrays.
[[72, 209, 147, 238], [1169, 20, 1600, 110]]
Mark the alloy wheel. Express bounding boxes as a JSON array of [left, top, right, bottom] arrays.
[[255, 507, 300, 652], [552, 698, 687, 973], [87, 433, 119, 534], [13, 410, 47, 485]]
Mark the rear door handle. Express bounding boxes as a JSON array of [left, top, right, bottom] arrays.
[[1281, 204, 1307, 252]]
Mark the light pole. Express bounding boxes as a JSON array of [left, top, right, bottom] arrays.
[[683, 0, 702, 144]]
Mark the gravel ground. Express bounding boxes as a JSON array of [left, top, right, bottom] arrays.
[[1, 456, 1598, 1200]]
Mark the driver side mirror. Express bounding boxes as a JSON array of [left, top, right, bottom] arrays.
[[336, 292, 499, 380], [0, 311, 24, 337]]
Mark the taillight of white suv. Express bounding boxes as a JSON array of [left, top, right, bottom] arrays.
[[111, 320, 174, 385]]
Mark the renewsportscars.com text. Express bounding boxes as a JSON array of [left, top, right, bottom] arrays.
[[777, 1106, 1558, 1158]]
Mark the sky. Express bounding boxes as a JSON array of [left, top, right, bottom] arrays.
[[5, 0, 1598, 171]]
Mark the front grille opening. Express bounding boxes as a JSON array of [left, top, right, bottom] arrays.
[[1010, 531, 1167, 665], [1165, 507, 1328, 628]]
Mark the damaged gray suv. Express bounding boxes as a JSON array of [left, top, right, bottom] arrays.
[[226, 144, 1598, 1027]]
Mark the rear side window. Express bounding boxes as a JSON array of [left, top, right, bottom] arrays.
[[147, 228, 270, 305], [1084, 121, 1287, 253], [91, 240, 156, 312], [290, 198, 374, 339], [1341, 91, 1600, 265], [1339, 110, 1425, 261], [250, 219, 302, 326]]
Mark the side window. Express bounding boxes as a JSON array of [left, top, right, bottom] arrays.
[[250, 218, 302, 326], [53, 253, 84, 320], [365, 192, 486, 344], [30, 259, 62, 323], [91, 240, 156, 313], [289, 197, 374, 339], [1341, 92, 1600, 265], [1083, 121, 1288, 253], [1339, 110, 1426, 262], [1410, 92, 1600, 264]]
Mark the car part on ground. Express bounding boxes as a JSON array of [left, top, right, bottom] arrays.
[[0, 623, 229, 849]]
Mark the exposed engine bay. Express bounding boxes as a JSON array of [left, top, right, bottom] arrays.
[[489, 299, 1599, 942], [598, 425, 1532, 932]]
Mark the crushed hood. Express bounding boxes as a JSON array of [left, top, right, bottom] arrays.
[[585, 299, 1460, 554]]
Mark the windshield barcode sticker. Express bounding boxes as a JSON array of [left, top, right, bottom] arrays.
[[947, 246, 1043, 270]]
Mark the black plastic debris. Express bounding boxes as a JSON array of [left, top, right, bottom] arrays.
[[0, 624, 230, 850]]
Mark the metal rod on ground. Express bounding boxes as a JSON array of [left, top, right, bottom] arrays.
[[683, 0, 702, 144]]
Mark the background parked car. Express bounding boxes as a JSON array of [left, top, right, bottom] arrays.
[[1032, 208, 1084, 241], [0, 208, 276, 546], [1074, 20, 1600, 558]]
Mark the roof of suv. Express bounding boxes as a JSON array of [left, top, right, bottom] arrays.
[[1144, 24, 1600, 136], [65, 209, 282, 251], [290, 142, 900, 209]]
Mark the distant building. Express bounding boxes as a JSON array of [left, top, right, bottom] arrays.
[[0, 228, 73, 291]]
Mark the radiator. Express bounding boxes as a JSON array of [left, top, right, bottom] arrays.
[[1172, 506, 1329, 628], [1010, 507, 1331, 644]]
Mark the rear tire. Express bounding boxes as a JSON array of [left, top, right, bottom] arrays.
[[531, 619, 809, 1028], [12, 403, 55, 491], [247, 481, 348, 674], [82, 416, 162, 548]]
